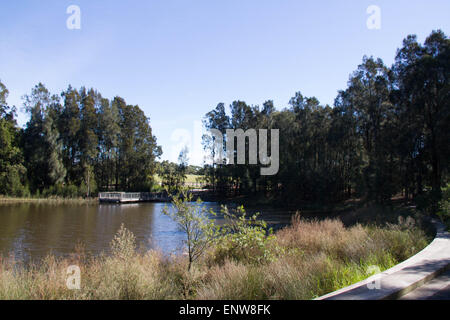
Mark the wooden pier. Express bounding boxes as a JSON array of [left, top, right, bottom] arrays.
[[98, 192, 173, 203], [98, 190, 212, 204], [98, 192, 142, 203]]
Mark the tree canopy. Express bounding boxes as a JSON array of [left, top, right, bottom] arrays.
[[0, 82, 161, 197]]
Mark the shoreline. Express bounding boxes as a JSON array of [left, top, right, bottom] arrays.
[[0, 196, 98, 205], [0, 214, 431, 300]]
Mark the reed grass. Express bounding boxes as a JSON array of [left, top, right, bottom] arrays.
[[0, 213, 430, 300], [0, 196, 97, 205]]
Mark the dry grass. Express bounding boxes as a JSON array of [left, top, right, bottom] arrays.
[[0, 196, 97, 205], [0, 214, 430, 300]]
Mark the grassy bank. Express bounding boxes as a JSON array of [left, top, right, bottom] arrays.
[[0, 213, 430, 300], [0, 196, 97, 205]]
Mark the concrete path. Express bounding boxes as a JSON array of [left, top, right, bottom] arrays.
[[400, 269, 450, 300], [316, 219, 450, 300]]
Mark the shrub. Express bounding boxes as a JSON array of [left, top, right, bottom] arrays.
[[111, 224, 136, 260], [162, 189, 217, 271], [0, 164, 28, 197], [211, 205, 281, 265], [38, 183, 82, 199]]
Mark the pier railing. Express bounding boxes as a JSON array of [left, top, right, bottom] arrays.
[[98, 190, 212, 203], [98, 192, 141, 202]]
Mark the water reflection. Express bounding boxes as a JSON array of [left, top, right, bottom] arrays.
[[0, 202, 292, 263]]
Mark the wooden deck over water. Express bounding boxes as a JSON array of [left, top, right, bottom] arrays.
[[98, 191, 209, 203], [99, 192, 171, 203], [98, 192, 142, 203]]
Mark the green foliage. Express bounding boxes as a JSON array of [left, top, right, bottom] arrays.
[[0, 80, 28, 196], [41, 183, 81, 198], [0, 164, 29, 197], [116, 101, 161, 191], [162, 188, 217, 271], [202, 30, 450, 211], [43, 110, 66, 185], [212, 205, 280, 264], [0, 80, 161, 197], [163, 191, 280, 269], [157, 149, 189, 194]]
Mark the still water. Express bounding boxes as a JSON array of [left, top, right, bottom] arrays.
[[0, 202, 292, 263]]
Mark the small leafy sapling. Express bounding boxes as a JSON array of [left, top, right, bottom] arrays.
[[162, 188, 217, 271]]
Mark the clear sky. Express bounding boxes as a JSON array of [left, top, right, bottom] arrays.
[[1, 0, 449, 164]]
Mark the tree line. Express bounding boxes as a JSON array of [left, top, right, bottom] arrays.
[[0, 83, 161, 197], [202, 30, 449, 209], [1, 30, 448, 207]]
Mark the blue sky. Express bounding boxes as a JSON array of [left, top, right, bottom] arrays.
[[1, 0, 449, 164]]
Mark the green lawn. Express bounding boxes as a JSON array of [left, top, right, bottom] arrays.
[[154, 174, 204, 184]]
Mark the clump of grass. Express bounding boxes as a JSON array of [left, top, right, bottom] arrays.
[[437, 183, 450, 230], [207, 205, 281, 266], [197, 260, 268, 300], [0, 212, 430, 300]]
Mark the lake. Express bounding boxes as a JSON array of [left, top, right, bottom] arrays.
[[0, 202, 293, 263]]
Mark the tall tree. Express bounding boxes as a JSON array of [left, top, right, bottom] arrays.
[[393, 30, 450, 207], [97, 96, 119, 190], [345, 57, 396, 202], [43, 96, 66, 185], [60, 85, 82, 184], [79, 88, 99, 196], [22, 83, 52, 191], [117, 101, 161, 191]]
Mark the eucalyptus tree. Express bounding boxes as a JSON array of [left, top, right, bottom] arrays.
[[229, 100, 261, 195], [60, 85, 82, 183], [97, 97, 119, 190], [79, 88, 99, 196], [344, 57, 396, 202], [43, 96, 66, 186], [22, 83, 53, 191], [202, 103, 230, 192], [117, 101, 161, 191]]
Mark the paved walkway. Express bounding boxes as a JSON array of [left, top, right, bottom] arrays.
[[317, 220, 450, 300], [400, 269, 450, 300]]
